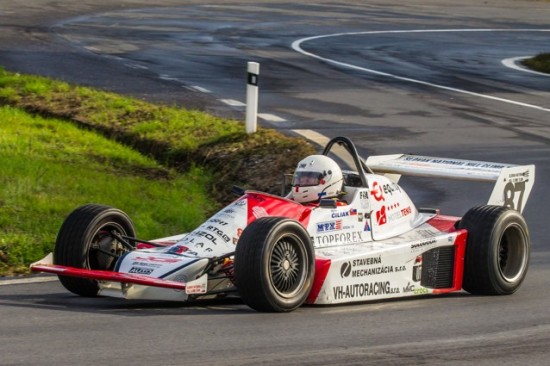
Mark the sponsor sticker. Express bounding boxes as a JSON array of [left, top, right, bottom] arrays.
[[128, 267, 154, 275], [185, 283, 207, 294], [316, 220, 342, 233], [333, 281, 400, 299]]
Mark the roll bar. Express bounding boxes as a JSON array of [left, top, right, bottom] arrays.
[[321, 136, 371, 188]]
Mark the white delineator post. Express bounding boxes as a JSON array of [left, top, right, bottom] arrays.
[[245, 62, 259, 134]]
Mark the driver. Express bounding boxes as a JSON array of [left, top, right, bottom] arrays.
[[291, 155, 344, 204]]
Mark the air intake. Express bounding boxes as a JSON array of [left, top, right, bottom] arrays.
[[421, 246, 455, 289]]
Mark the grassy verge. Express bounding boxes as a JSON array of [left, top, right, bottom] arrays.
[[0, 67, 315, 275], [0, 106, 213, 274], [0, 68, 314, 198], [522, 53, 550, 74]]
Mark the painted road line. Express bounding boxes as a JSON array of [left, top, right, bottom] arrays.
[[293, 129, 359, 168], [292, 29, 550, 113], [191, 85, 212, 93], [125, 63, 148, 70], [85, 46, 100, 52], [502, 57, 550, 77], [183, 85, 212, 93], [159, 74, 182, 82], [0, 276, 57, 286], [292, 129, 330, 146], [219, 99, 246, 107], [258, 113, 287, 122]]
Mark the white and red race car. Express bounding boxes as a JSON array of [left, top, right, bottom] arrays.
[[31, 136, 535, 312]]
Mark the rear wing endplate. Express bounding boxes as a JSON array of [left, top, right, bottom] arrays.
[[366, 154, 535, 213]]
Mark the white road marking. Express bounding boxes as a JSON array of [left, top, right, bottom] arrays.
[[502, 56, 550, 77], [182, 85, 213, 93], [159, 74, 182, 82], [258, 113, 287, 122], [85, 46, 100, 52], [190, 85, 212, 93], [292, 129, 330, 146], [292, 29, 550, 113], [0, 276, 57, 286], [125, 63, 148, 70], [292, 130, 358, 168], [219, 99, 246, 107]]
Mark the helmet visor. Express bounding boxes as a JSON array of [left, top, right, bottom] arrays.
[[292, 171, 323, 187]]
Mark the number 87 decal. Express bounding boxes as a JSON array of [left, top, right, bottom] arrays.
[[503, 181, 526, 211]]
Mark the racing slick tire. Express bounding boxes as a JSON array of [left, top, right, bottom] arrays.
[[458, 205, 530, 295], [54, 204, 136, 297], [235, 217, 315, 312]]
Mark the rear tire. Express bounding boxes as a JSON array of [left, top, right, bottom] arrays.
[[54, 204, 136, 296], [235, 217, 315, 312], [458, 205, 530, 295]]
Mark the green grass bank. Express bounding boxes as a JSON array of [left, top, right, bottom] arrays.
[[521, 53, 550, 74], [0, 68, 314, 275]]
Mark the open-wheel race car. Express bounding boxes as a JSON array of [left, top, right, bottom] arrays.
[[31, 136, 535, 312]]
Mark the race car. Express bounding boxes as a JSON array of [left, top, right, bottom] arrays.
[[31, 136, 535, 312]]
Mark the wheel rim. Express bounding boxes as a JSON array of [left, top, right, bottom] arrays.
[[498, 223, 529, 283], [88, 221, 128, 271], [269, 233, 309, 298]]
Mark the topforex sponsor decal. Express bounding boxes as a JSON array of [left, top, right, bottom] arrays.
[[314, 231, 364, 246]]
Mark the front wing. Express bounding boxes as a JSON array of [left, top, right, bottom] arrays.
[[31, 263, 187, 290], [30, 254, 209, 299]]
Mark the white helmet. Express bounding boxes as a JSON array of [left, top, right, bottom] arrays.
[[291, 155, 343, 203]]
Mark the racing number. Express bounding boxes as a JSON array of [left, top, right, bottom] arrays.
[[503, 181, 526, 211]]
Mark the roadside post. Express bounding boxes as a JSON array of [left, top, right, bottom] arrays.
[[246, 62, 260, 134]]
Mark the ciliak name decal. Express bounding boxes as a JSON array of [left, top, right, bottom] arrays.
[[331, 208, 357, 218], [333, 281, 400, 299]]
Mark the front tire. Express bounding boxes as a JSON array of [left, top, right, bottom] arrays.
[[458, 205, 530, 295], [54, 204, 136, 296], [235, 217, 315, 312]]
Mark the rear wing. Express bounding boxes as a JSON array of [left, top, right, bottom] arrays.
[[366, 154, 535, 213]]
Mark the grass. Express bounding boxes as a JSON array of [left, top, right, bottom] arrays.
[[0, 67, 315, 275], [522, 53, 550, 74], [0, 68, 314, 196], [0, 68, 244, 154], [0, 106, 214, 274]]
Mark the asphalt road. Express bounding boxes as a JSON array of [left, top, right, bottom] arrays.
[[1, 1, 549, 365]]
